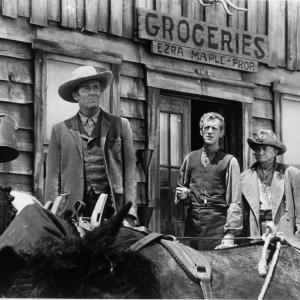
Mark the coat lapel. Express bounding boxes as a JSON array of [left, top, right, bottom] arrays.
[[64, 114, 83, 160], [271, 168, 285, 220], [100, 109, 112, 148], [241, 168, 260, 228]]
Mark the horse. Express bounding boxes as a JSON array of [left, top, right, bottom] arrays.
[[0, 199, 299, 299]]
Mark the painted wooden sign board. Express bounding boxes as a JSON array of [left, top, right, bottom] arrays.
[[137, 8, 270, 73]]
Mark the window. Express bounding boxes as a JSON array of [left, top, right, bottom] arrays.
[[282, 97, 300, 169]]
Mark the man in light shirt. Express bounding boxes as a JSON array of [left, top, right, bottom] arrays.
[[241, 129, 300, 238]]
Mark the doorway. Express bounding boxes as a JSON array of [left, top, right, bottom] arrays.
[[158, 93, 243, 236], [191, 97, 243, 166]]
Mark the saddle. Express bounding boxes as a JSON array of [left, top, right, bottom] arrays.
[[128, 232, 213, 299]]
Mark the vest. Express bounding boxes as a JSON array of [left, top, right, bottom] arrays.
[[78, 114, 110, 195], [185, 149, 233, 249]]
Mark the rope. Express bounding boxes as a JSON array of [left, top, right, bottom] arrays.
[[258, 241, 281, 300], [257, 221, 285, 300]]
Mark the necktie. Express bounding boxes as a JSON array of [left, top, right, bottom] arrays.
[[85, 118, 95, 136]]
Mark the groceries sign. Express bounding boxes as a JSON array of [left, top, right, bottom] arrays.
[[137, 8, 270, 72]]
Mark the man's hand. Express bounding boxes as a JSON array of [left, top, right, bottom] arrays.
[[215, 233, 236, 249], [175, 186, 191, 204]]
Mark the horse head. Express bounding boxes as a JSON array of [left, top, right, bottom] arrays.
[[0, 202, 159, 298]]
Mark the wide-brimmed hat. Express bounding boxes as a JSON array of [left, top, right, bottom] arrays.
[[58, 66, 113, 103], [247, 129, 286, 155]]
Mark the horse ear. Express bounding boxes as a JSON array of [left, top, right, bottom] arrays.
[[0, 246, 27, 293], [85, 202, 132, 242]]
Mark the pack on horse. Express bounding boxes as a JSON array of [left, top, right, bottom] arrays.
[[0, 193, 299, 299]]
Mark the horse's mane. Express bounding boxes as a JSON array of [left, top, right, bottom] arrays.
[[0, 203, 160, 298]]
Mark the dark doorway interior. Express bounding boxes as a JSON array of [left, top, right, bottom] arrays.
[[191, 97, 243, 168]]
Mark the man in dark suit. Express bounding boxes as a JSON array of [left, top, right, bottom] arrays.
[[45, 66, 137, 226]]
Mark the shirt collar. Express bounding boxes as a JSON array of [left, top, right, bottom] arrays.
[[79, 109, 100, 125]]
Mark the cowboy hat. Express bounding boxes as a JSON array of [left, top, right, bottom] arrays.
[[58, 66, 113, 103], [247, 129, 286, 155]]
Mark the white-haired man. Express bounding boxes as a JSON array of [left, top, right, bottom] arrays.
[[176, 112, 243, 249], [45, 66, 137, 226], [241, 129, 300, 238]]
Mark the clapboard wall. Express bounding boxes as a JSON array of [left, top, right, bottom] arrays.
[[0, 38, 33, 192], [1, 0, 300, 196]]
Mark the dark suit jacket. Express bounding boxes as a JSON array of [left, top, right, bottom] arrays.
[[45, 109, 137, 218]]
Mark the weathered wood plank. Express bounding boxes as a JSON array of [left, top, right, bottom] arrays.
[[297, 2, 300, 70], [0, 15, 34, 42], [135, 0, 154, 9], [205, 2, 227, 26], [268, 0, 286, 67], [110, 64, 121, 116], [257, 0, 267, 35], [254, 85, 272, 101], [2, 0, 18, 18], [30, 0, 48, 26], [252, 117, 273, 134], [229, 0, 246, 30], [242, 102, 252, 169], [121, 98, 146, 119], [61, 0, 77, 29], [0, 173, 33, 192], [147, 87, 160, 231], [0, 102, 33, 128], [123, 0, 134, 38], [0, 39, 32, 60], [121, 76, 146, 100], [0, 152, 33, 175], [33, 39, 122, 65], [121, 61, 144, 78], [76, 0, 84, 28], [17, 0, 30, 17], [128, 118, 146, 141], [246, 0, 257, 32], [287, 0, 298, 70], [85, 0, 99, 32], [0, 57, 33, 84], [110, 0, 123, 36], [134, 140, 147, 151], [252, 99, 273, 120], [33, 51, 45, 201], [48, 0, 60, 22], [156, 0, 172, 14], [171, 0, 181, 16], [16, 127, 33, 145], [0, 81, 33, 104], [98, 0, 109, 32], [137, 182, 147, 205]]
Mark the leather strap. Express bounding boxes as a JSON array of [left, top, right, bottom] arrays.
[[128, 233, 213, 299]]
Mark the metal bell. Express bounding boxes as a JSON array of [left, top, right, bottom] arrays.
[[0, 114, 19, 163]]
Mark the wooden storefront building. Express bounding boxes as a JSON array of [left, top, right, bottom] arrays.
[[1, 0, 300, 234]]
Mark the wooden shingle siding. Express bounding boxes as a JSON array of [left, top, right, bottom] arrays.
[[205, 2, 227, 26], [0, 38, 33, 192], [98, 0, 109, 32], [123, 0, 134, 38], [229, 0, 246, 30], [47, 0, 60, 22], [30, 0, 48, 27], [110, 0, 123, 36], [18, 0, 30, 18], [61, 0, 76, 28], [2, 0, 18, 18], [86, 0, 99, 32]]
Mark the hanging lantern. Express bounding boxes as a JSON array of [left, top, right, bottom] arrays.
[[0, 114, 19, 163]]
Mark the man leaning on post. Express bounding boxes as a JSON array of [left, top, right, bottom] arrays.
[[45, 66, 137, 227]]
